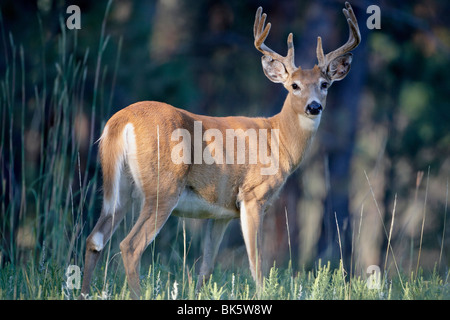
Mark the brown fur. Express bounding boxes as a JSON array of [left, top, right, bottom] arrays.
[[80, 4, 360, 299]]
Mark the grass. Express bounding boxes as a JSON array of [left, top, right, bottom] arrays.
[[0, 0, 116, 290], [1, 2, 449, 301], [0, 258, 448, 300]]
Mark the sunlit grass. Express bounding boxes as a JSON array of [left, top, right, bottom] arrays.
[[0, 258, 448, 300]]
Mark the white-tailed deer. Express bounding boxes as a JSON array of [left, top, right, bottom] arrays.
[[81, 2, 360, 299]]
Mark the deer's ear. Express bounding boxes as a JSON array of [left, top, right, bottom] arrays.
[[326, 53, 353, 82], [261, 55, 289, 83]]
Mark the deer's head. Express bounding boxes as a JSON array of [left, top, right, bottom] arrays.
[[254, 2, 361, 122]]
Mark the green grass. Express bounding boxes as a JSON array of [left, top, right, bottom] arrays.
[[0, 258, 448, 300]]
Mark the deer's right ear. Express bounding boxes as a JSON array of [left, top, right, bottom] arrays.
[[261, 55, 289, 83]]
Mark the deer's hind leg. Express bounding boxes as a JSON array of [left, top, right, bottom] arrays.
[[119, 185, 184, 299], [81, 166, 137, 298]]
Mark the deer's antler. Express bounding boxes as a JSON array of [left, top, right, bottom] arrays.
[[254, 7, 296, 74], [316, 2, 361, 70]]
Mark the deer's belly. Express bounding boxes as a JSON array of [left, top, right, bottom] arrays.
[[172, 189, 239, 219]]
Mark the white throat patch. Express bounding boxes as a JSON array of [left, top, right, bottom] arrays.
[[298, 113, 321, 131]]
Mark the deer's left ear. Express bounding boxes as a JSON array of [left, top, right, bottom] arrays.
[[326, 53, 353, 82]]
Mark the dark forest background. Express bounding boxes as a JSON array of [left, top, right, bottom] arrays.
[[1, 0, 449, 279]]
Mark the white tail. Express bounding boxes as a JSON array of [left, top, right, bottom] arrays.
[[81, 2, 360, 299]]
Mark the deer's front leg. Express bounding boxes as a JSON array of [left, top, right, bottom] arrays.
[[240, 200, 264, 286], [196, 218, 231, 291]]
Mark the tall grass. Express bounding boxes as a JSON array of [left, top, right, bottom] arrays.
[[0, 1, 120, 289], [1, 255, 448, 300]]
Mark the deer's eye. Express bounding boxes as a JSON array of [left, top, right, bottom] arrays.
[[292, 83, 299, 90], [321, 82, 329, 90]]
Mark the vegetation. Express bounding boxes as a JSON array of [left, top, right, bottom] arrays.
[[1, 259, 448, 300]]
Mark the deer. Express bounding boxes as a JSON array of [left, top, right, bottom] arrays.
[[80, 2, 360, 299]]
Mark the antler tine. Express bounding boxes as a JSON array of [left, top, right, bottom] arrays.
[[254, 7, 296, 73], [317, 2, 361, 69], [286, 33, 295, 66], [316, 36, 325, 67], [327, 3, 361, 56], [254, 7, 280, 58]]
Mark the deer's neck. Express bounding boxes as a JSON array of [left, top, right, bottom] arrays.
[[270, 94, 320, 173]]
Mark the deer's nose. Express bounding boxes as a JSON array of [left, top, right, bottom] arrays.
[[306, 101, 323, 116]]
